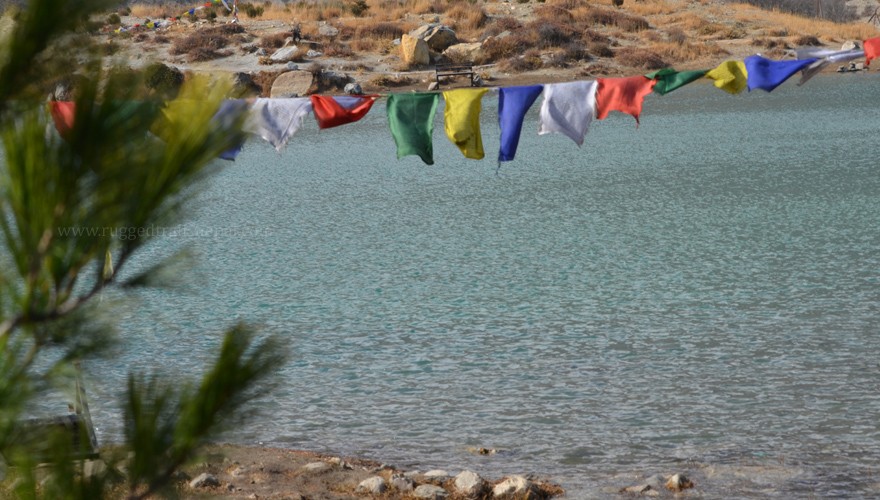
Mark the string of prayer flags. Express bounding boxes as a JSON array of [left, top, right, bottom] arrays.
[[646, 68, 708, 95], [744, 55, 817, 92], [443, 88, 488, 160], [538, 80, 597, 147], [706, 60, 749, 94], [863, 37, 880, 66], [310, 95, 378, 129], [498, 85, 543, 162], [386, 93, 440, 165], [245, 97, 313, 151], [595, 75, 656, 125], [214, 99, 249, 161]]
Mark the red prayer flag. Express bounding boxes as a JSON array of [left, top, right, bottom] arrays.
[[49, 101, 75, 138], [865, 37, 880, 66], [309, 95, 378, 129], [595, 75, 657, 124]]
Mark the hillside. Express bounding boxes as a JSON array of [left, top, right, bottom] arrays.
[[90, 0, 880, 94]]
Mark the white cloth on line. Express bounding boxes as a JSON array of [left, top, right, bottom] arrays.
[[538, 80, 597, 147], [245, 97, 313, 151]]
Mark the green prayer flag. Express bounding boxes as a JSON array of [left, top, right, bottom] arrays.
[[386, 93, 439, 165], [645, 68, 709, 95]]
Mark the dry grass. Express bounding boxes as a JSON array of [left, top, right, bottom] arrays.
[[444, 3, 488, 36], [370, 73, 415, 87], [614, 47, 666, 69], [647, 40, 728, 62], [725, 1, 878, 39], [170, 24, 245, 62]]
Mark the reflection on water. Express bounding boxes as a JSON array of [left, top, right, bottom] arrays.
[[86, 73, 880, 497]]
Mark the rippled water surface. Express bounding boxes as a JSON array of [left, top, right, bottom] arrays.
[[89, 74, 880, 497]]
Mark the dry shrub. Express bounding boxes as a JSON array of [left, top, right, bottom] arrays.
[[134, 33, 148, 42], [793, 34, 821, 46], [260, 32, 292, 49], [445, 3, 488, 33], [498, 51, 543, 73], [545, 0, 581, 9], [581, 29, 610, 44], [323, 41, 354, 57], [614, 47, 666, 69], [647, 40, 728, 62], [526, 19, 575, 47], [534, 4, 574, 21], [545, 41, 591, 67], [370, 74, 414, 87], [677, 12, 709, 31], [355, 22, 404, 39], [752, 37, 789, 49], [153, 34, 170, 44], [572, 6, 650, 32], [351, 37, 381, 52], [666, 28, 686, 45], [171, 26, 243, 61], [766, 28, 789, 37], [588, 41, 614, 58], [625, 0, 677, 16], [252, 70, 282, 97], [696, 22, 726, 36], [477, 35, 524, 63]]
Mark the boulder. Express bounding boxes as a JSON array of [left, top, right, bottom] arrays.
[[492, 475, 533, 498], [270, 70, 314, 97], [286, 62, 299, 70], [425, 26, 458, 52], [453, 470, 485, 498], [318, 23, 339, 37], [189, 473, 219, 488], [665, 473, 694, 492], [400, 34, 430, 66], [390, 473, 415, 491], [423, 469, 450, 482], [232, 72, 261, 97], [306, 49, 323, 58], [442, 42, 483, 63], [356, 476, 387, 494], [344, 82, 363, 95], [842, 40, 860, 51], [270, 45, 299, 63], [414, 484, 449, 499]]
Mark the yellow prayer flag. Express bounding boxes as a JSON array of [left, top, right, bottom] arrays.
[[706, 60, 748, 95], [442, 88, 488, 160]]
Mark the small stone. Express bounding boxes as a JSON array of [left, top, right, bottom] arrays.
[[403, 470, 421, 479], [414, 484, 449, 499], [344, 82, 363, 95], [286, 62, 299, 71], [255, 48, 267, 56], [427, 81, 440, 91], [620, 484, 653, 494], [226, 483, 235, 491], [492, 475, 533, 498], [302, 462, 332, 473], [306, 49, 322, 58], [189, 473, 220, 488], [665, 473, 694, 492], [390, 473, 415, 491], [357, 476, 387, 494], [454, 470, 485, 498], [424, 469, 450, 481], [318, 24, 339, 37], [269, 45, 299, 63]]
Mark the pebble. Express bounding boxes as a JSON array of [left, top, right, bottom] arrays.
[[357, 476, 387, 494], [424, 469, 450, 481], [189, 472, 219, 488], [493, 475, 532, 497], [301, 462, 331, 473], [390, 473, 415, 491]]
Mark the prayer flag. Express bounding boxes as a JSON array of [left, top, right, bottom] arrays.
[[538, 80, 597, 147], [214, 99, 249, 161], [442, 88, 488, 160], [49, 101, 75, 138], [310, 95, 377, 129], [796, 49, 864, 85], [705, 60, 748, 94], [744, 55, 816, 92], [864, 37, 880, 66], [498, 85, 543, 162], [245, 97, 312, 151], [386, 93, 439, 165], [645, 68, 708, 95], [595, 75, 656, 124]]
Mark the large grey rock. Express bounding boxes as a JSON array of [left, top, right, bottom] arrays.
[[344, 82, 363, 95], [665, 473, 694, 492], [318, 23, 339, 37], [442, 42, 483, 63], [270, 70, 314, 97], [306, 49, 323, 58], [356, 476, 387, 494], [400, 34, 430, 66], [454, 470, 485, 498], [269, 45, 299, 63], [414, 484, 449, 499], [390, 473, 415, 491], [425, 26, 458, 52], [492, 475, 533, 498], [842, 40, 860, 51], [189, 473, 219, 488]]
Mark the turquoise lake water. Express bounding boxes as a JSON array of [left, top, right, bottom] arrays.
[[88, 73, 880, 497]]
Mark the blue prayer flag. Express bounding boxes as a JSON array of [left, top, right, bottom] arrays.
[[744, 55, 817, 92], [498, 85, 543, 162]]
